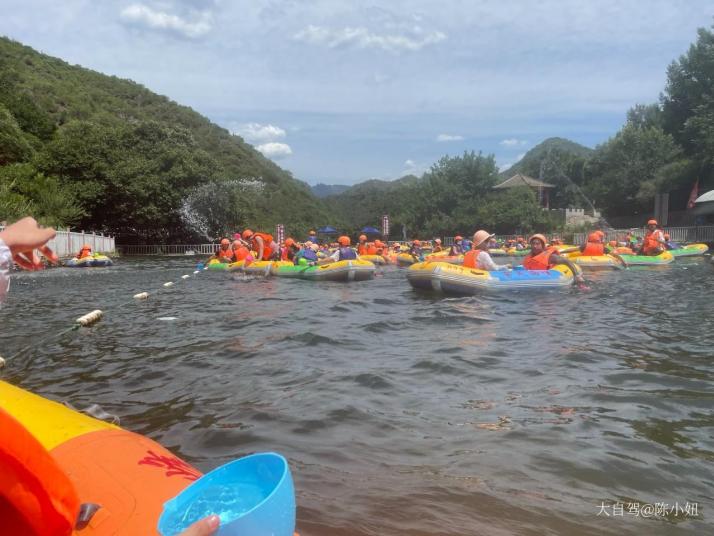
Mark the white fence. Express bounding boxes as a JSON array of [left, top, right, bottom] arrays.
[[117, 244, 215, 256], [0, 226, 115, 258], [51, 229, 115, 258]]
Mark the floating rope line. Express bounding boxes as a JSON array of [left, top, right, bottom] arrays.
[[0, 268, 202, 370]]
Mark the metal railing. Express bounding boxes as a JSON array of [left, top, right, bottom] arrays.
[[573, 226, 714, 244], [116, 244, 216, 256], [0, 227, 116, 258]]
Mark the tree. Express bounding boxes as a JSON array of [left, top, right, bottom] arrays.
[[0, 104, 34, 165], [584, 124, 681, 216]]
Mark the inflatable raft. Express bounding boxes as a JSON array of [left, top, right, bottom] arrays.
[[617, 251, 674, 266], [242, 260, 292, 276], [299, 259, 376, 282], [65, 254, 113, 268], [668, 243, 709, 257], [205, 259, 229, 271], [0, 380, 200, 535], [407, 262, 575, 294], [424, 253, 463, 264], [567, 253, 624, 270], [358, 254, 386, 265], [396, 253, 420, 267]]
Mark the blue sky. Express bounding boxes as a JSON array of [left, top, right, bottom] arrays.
[[1, 1, 712, 184]]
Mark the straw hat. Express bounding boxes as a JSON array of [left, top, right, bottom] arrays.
[[472, 230, 495, 247]]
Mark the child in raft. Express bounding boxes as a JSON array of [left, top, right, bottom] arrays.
[[463, 230, 511, 271]]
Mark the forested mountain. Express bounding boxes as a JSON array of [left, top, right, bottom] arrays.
[[311, 183, 351, 198], [0, 36, 333, 241]]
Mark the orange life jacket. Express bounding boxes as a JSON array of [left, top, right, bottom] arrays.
[[0, 408, 80, 536], [77, 248, 92, 259], [233, 246, 250, 261], [642, 230, 664, 255], [365, 244, 378, 255], [463, 250, 478, 268], [581, 242, 604, 256], [357, 243, 368, 255], [250, 232, 274, 260], [216, 247, 235, 261], [523, 247, 557, 270]]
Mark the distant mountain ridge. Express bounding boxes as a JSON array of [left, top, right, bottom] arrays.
[[311, 183, 351, 198], [500, 137, 594, 179]]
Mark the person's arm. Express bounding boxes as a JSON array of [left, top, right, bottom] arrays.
[[255, 236, 264, 260], [551, 253, 584, 282], [178, 515, 220, 536]]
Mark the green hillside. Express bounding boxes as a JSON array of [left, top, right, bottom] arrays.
[[311, 183, 351, 198], [0, 36, 333, 241], [498, 137, 594, 210]]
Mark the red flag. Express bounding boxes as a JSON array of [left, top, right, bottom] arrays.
[[687, 179, 699, 209]]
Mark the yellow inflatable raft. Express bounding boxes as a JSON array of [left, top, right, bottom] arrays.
[[566, 252, 624, 270], [242, 260, 292, 276], [396, 253, 420, 267], [0, 380, 200, 535], [407, 262, 575, 294], [358, 254, 386, 265]]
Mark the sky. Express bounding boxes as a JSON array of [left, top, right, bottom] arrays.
[[1, 1, 712, 185]]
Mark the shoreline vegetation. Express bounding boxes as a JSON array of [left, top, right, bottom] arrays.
[[1, 24, 713, 242]]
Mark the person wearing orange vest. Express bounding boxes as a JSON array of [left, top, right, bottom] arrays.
[[211, 238, 235, 262], [641, 219, 666, 256], [77, 243, 92, 259], [463, 230, 511, 271], [580, 232, 605, 256], [522, 234, 585, 283], [232, 239, 251, 262], [282, 238, 300, 262], [242, 229, 277, 261], [357, 234, 368, 255]]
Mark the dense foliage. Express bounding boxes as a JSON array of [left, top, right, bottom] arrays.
[[0, 37, 332, 240]]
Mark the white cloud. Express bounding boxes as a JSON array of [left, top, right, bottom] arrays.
[[119, 3, 212, 39], [436, 133, 464, 142], [293, 25, 446, 53], [257, 142, 293, 159], [231, 123, 286, 143], [500, 138, 529, 146]]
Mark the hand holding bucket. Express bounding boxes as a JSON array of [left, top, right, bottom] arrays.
[[158, 452, 295, 536]]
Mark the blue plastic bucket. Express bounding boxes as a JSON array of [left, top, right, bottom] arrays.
[[157, 452, 295, 536]]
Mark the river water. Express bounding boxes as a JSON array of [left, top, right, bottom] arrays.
[[1, 257, 713, 535]]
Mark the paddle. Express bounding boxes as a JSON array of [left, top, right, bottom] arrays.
[[608, 252, 628, 269]]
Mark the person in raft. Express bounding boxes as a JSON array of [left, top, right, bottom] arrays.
[[432, 238, 443, 252], [282, 238, 300, 262], [580, 231, 605, 256], [329, 235, 358, 262], [663, 233, 681, 250], [463, 230, 511, 271], [523, 234, 585, 284], [409, 239, 423, 259], [306, 229, 318, 243], [231, 239, 251, 262], [357, 234, 369, 255], [449, 235, 464, 255], [76, 243, 93, 259], [242, 229, 279, 261], [639, 219, 667, 256], [210, 238, 234, 263], [294, 242, 320, 265]]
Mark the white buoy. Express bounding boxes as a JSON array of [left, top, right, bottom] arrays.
[[133, 292, 149, 299], [0, 356, 5, 369], [193, 270, 200, 274], [76, 310, 103, 327], [163, 282, 173, 287], [182, 275, 190, 279]]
